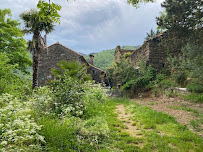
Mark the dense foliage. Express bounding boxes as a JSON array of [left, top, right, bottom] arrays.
[[167, 43, 203, 85], [0, 94, 44, 151], [0, 9, 32, 73], [156, 0, 202, 52], [0, 53, 31, 96], [107, 57, 136, 87], [157, 0, 202, 33], [1, 1, 202, 151]]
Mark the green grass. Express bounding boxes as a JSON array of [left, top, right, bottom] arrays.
[[168, 105, 199, 116], [147, 102, 157, 105], [122, 99, 203, 152], [168, 105, 203, 133], [190, 119, 203, 132], [35, 97, 203, 152], [181, 93, 203, 103]]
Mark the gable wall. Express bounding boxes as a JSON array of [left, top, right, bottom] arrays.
[[38, 44, 84, 86]]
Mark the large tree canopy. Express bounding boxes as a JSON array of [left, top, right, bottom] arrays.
[[156, 0, 202, 36], [0, 9, 32, 73]]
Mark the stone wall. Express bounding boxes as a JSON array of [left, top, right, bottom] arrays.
[[113, 32, 180, 70], [129, 32, 173, 70], [87, 65, 105, 83], [129, 41, 150, 68], [114, 45, 135, 62], [38, 42, 105, 86], [38, 43, 85, 85], [148, 38, 167, 69]]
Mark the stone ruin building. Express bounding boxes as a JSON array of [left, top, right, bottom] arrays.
[[38, 42, 105, 86], [114, 32, 177, 70]]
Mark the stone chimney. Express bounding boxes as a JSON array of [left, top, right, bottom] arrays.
[[89, 54, 94, 65], [115, 45, 121, 52], [116, 45, 121, 50]]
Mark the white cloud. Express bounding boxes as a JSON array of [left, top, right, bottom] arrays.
[[1, 0, 164, 54]]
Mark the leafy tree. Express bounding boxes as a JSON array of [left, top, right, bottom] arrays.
[[20, 9, 55, 89], [156, 0, 202, 43], [107, 57, 135, 87], [167, 43, 203, 84], [0, 9, 32, 73], [0, 53, 30, 96], [37, 0, 61, 23]]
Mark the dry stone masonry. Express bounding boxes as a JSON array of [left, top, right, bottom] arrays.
[[38, 42, 105, 86], [114, 32, 178, 70]]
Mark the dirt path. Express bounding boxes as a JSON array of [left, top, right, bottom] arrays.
[[115, 105, 143, 138]]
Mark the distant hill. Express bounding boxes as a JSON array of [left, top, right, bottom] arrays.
[[85, 46, 139, 70]]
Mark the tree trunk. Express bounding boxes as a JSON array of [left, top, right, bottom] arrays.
[[32, 31, 40, 89]]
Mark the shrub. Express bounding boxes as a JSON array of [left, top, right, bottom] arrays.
[[0, 94, 44, 151], [50, 76, 86, 117], [30, 86, 54, 116], [158, 79, 176, 90], [49, 60, 94, 117], [167, 43, 203, 83], [0, 53, 31, 97], [172, 71, 187, 85], [122, 66, 155, 95], [83, 83, 107, 118], [186, 83, 203, 93]]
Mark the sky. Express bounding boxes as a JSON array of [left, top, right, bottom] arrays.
[[1, 0, 165, 54]]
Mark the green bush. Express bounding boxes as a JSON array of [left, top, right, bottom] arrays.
[[122, 66, 155, 95], [30, 86, 54, 116], [167, 43, 203, 83], [50, 60, 92, 117], [158, 79, 176, 90], [51, 76, 86, 117], [0, 53, 31, 97], [0, 94, 44, 151], [151, 78, 177, 96], [172, 71, 187, 85], [186, 83, 203, 93]]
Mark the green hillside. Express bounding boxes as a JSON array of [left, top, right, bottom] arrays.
[[85, 46, 139, 70]]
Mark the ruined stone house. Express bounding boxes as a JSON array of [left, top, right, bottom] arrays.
[[114, 32, 176, 70], [114, 46, 135, 62], [38, 42, 105, 86]]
